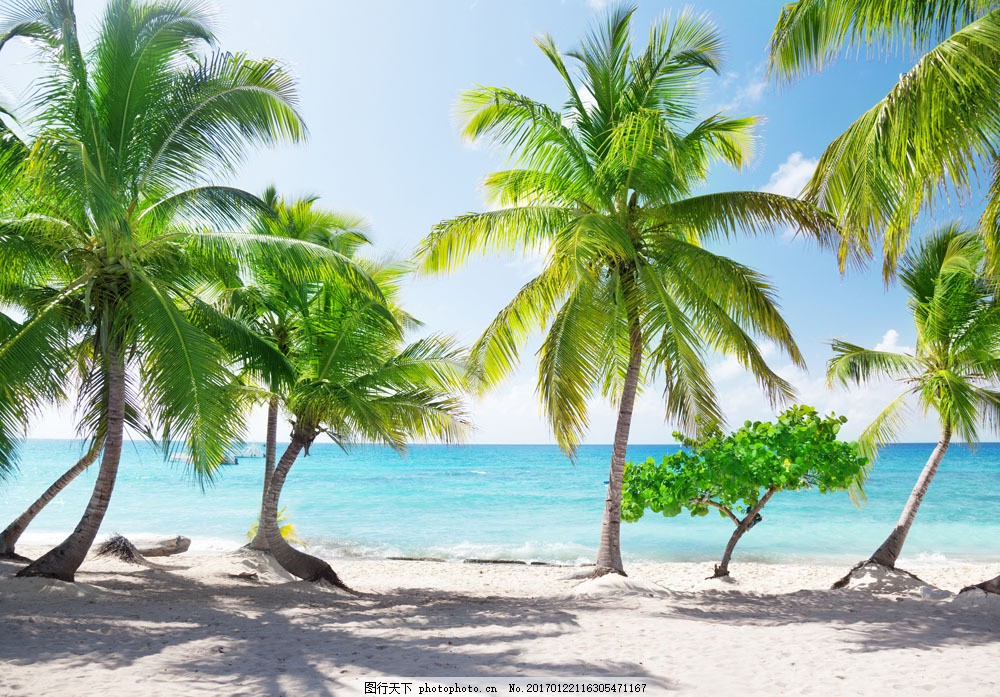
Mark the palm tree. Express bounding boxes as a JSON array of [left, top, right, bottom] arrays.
[[235, 187, 372, 552], [257, 261, 470, 589], [768, 1, 1000, 277], [0, 0, 334, 581], [828, 225, 1000, 568], [415, 7, 839, 576]]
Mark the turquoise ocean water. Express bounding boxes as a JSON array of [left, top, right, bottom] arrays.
[[2, 440, 998, 565]]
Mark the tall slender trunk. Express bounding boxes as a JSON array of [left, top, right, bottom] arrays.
[[870, 425, 951, 568], [247, 395, 279, 551], [18, 346, 126, 582], [593, 318, 643, 577], [0, 439, 103, 560], [712, 487, 777, 578], [263, 432, 356, 594]]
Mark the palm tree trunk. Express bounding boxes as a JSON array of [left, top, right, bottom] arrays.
[[263, 432, 357, 594], [870, 425, 951, 568], [247, 395, 279, 551], [0, 439, 103, 561], [17, 347, 126, 582], [593, 322, 643, 577], [712, 487, 776, 578]]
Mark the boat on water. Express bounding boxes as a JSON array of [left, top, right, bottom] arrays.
[[169, 444, 263, 466]]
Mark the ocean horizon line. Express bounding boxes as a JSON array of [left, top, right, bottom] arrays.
[[15, 438, 978, 447]]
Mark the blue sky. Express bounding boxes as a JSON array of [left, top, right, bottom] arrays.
[[4, 0, 986, 443]]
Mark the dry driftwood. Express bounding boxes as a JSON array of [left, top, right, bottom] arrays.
[[136, 536, 191, 557]]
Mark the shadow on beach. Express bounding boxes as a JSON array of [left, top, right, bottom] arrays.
[[0, 560, 674, 696]]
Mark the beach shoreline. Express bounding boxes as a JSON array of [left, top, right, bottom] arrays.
[[2, 546, 998, 696]]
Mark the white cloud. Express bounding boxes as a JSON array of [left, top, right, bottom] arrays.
[[740, 79, 767, 104], [874, 329, 914, 354], [717, 64, 769, 111], [587, 0, 610, 9], [762, 152, 818, 198]]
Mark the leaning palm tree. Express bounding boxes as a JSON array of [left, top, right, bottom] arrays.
[[0, 0, 347, 582], [415, 6, 840, 576], [237, 187, 372, 552], [259, 267, 470, 590], [828, 225, 1000, 569], [768, 1, 1000, 277]]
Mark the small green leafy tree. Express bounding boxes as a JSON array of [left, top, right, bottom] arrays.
[[622, 405, 868, 578]]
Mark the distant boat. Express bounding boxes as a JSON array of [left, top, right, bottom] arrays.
[[170, 446, 261, 466], [237, 445, 263, 458]]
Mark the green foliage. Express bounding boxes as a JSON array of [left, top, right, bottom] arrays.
[[622, 405, 869, 524]]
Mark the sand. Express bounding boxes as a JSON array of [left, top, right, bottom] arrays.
[[1, 547, 998, 696]]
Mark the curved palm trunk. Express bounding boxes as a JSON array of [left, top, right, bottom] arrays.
[[247, 395, 279, 551], [870, 426, 951, 568], [593, 323, 643, 577], [263, 433, 357, 594], [17, 348, 126, 582], [712, 487, 776, 578], [0, 439, 103, 561]]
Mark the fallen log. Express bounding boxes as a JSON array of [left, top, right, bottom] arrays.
[[136, 535, 191, 557]]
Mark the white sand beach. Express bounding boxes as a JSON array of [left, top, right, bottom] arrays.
[[1, 547, 998, 696]]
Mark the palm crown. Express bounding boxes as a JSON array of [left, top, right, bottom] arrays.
[[418, 6, 838, 452], [829, 225, 1000, 456]]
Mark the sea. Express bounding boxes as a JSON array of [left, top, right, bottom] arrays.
[[2, 440, 998, 566]]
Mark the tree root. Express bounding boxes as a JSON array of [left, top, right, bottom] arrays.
[[831, 558, 927, 590], [708, 564, 730, 580], [311, 563, 365, 596], [587, 565, 627, 580], [960, 575, 1000, 596], [0, 551, 32, 563]]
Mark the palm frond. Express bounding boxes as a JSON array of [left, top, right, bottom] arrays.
[[468, 262, 570, 392], [768, 0, 996, 79], [131, 272, 245, 480], [537, 281, 608, 454], [415, 206, 572, 274], [827, 340, 920, 386]]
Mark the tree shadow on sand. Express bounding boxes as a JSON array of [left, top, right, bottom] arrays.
[[659, 589, 1000, 653], [0, 564, 674, 695]]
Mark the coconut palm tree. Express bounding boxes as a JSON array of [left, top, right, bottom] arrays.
[[258, 264, 470, 589], [236, 187, 372, 552], [415, 6, 840, 576], [0, 0, 349, 582], [828, 225, 1000, 568], [768, 1, 1000, 277]]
